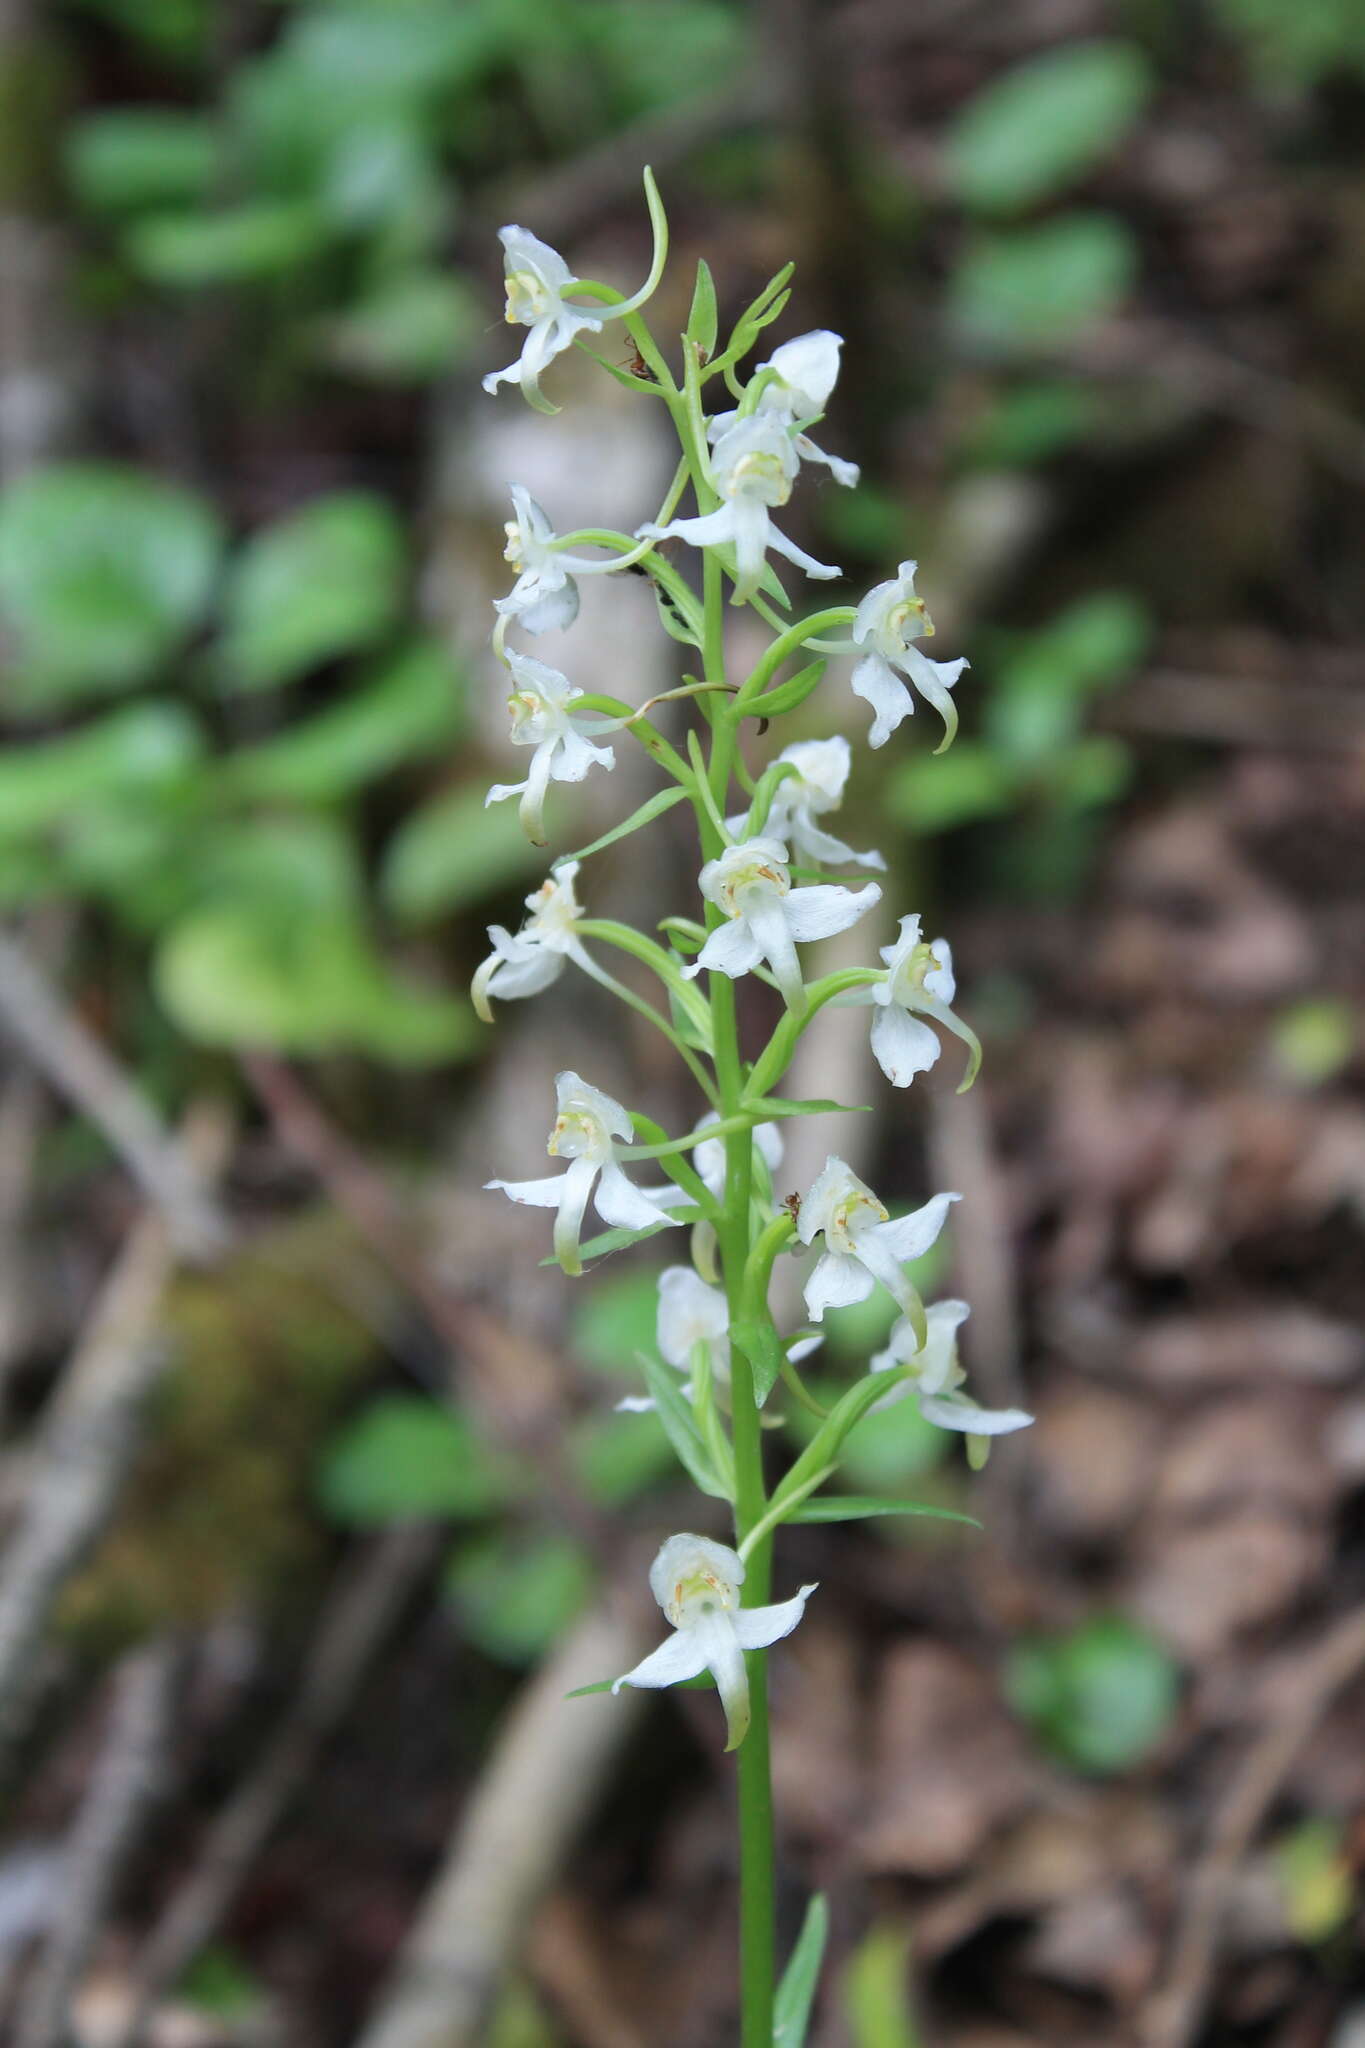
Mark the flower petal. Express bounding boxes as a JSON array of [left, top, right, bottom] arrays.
[[693, 1610, 751, 1751], [870, 1003, 942, 1089], [919, 1393, 1033, 1435], [611, 1629, 710, 1694], [764, 519, 841, 581], [593, 1161, 681, 1232], [683, 920, 765, 984], [871, 1190, 961, 1264], [485, 1171, 567, 1208], [803, 1249, 873, 1321], [782, 880, 881, 944], [733, 1582, 818, 1651], [552, 1154, 599, 1276], [850, 652, 913, 748]]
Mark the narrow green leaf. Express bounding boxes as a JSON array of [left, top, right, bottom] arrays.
[[540, 1215, 699, 1268], [554, 784, 688, 865], [747, 657, 827, 720], [774, 1894, 829, 2048], [744, 1096, 869, 1120], [732, 1317, 788, 1407], [790, 1497, 982, 1527], [686, 258, 719, 357], [638, 1352, 732, 1500], [770, 1374, 898, 1516]]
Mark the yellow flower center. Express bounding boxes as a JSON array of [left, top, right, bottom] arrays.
[[503, 519, 523, 568], [667, 1566, 733, 1626], [718, 858, 789, 918], [727, 450, 791, 507], [548, 1109, 599, 1160], [505, 270, 554, 325], [828, 1189, 888, 1253], [889, 597, 933, 645]]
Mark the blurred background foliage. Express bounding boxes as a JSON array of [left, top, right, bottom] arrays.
[[2, 0, 1364, 2041]]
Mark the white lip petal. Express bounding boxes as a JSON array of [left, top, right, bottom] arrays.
[[733, 1583, 819, 1651], [611, 1630, 710, 1694], [919, 1394, 1034, 1435], [593, 1161, 681, 1232], [870, 1003, 941, 1088], [851, 651, 914, 748], [803, 1248, 874, 1321], [684, 920, 766, 984], [870, 1190, 961, 1263], [485, 1171, 570, 1208]]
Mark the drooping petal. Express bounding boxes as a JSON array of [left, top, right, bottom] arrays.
[[552, 1154, 599, 1276], [552, 726, 616, 783], [743, 892, 805, 1009], [803, 1248, 873, 1321], [851, 651, 914, 749], [692, 1609, 751, 1752], [913, 1298, 972, 1395], [611, 1629, 710, 1694], [479, 939, 566, 1007], [782, 880, 882, 944], [794, 433, 860, 488], [637, 506, 737, 552], [793, 817, 886, 871], [732, 1582, 818, 1650], [729, 495, 772, 602], [518, 740, 557, 846], [683, 920, 765, 984], [870, 1003, 942, 1088], [901, 643, 967, 753]]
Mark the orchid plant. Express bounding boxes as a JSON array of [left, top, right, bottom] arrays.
[[477, 171, 1031, 2048]]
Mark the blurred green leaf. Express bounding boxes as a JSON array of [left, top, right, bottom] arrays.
[[1006, 1615, 1180, 1774], [1048, 735, 1133, 812], [843, 1922, 920, 2048], [887, 741, 1017, 833], [1275, 1817, 1354, 1943], [446, 1528, 594, 1664], [1213, 0, 1365, 85], [567, 1409, 675, 1508], [320, 1395, 508, 1525], [960, 379, 1099, 466], [177, 1946, 264, 2020], [774, 1894, 828, 2048], [791, 1496, 979, 1527], [70, 0, 208, 64], [569, 1272, 660, 1377], [220, 492, 406, 691], [0, 464, 222, 707], [155, 902, 472, 1061], [989, 593, 1149, 761], [573, 1, 749, 119], [0, 703, 205, 840], [221, 639, 462, 802], [66, 110, 219, 214], [947, 40, 1152, 215], [128, 202, 324, 286], [320, 271, 479, 382], [952, 213, 1137, 348], [381, 785, 547, 923], [1269, 998, 1356, 1087]]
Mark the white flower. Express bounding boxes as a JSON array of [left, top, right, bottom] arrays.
[[484, 650, 621, 845], [682, 837, 880, 1010], [730, 736, 885, 871], [482, 225, 656, 411], [708, 330, 859, 487], [843, 913, 981, 1090], [471, 862, 589, 1021], [486, 1070, 682, 1276], [494, 486, 636, 640], [611, 1533, 817, 1750], [871, 1299, 1033, 1436], [693, 1111, 785, 1200], [797, 1155, 960, 1334], [637, 416, 841, 604], [617, 1260, 823, 1414], [851, 560, 968, 751]]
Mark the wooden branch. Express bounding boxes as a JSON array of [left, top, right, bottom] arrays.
[[354, 1601, 648, 2048], [114, 1525, 441, 2048]]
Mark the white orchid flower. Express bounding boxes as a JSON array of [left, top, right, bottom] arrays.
[[870, 1299, 1033, 1438], [482, 225, 658, 412], [851, 560, 968, 751], [797, 1155, 960, 1336], [471, 861, 589, 1022], [729, 736, 885, 871], [682, 837, 880, 1010], [842, 913, 981, 1090], [637, 416, 841, 604], [611, 1533, 817, 1750], [487, 1070, 683, 1277], [617, 1260, 822, 1414], [484, 649, 623, 845], [708, 330, 859, 487], [693, 1111, 785, 1200]]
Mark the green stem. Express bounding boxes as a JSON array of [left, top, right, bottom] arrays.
[[699, 546, 776, 2048]]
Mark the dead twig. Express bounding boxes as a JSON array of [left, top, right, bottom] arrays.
[[16, 1638, 181, 2048], [354, 1600, 648, 2048], [114, 1524, 441, 2048], [1141, 1604, 1365, 2048], [0, 933, 226, 1255], [0, 1105, 230, 1769]]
